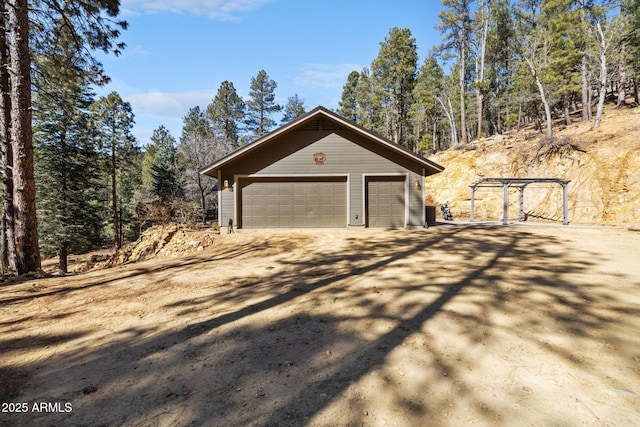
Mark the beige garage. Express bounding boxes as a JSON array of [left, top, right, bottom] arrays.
[[366, 176, 406, 228], [239, 177, 347, 228], [200, 107, 444, 232]]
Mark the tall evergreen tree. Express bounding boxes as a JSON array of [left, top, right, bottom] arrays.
[[411, 55, 446, 152], [178, 107, 217, 213], [246, 70, 281, 137], [513, 0, 555, 138], [472, 0, 491, 138], [34, 84, 103, 273], [438, 0, 473, 144], [621, 0, 640, 103], [0, 4, 16, 274], [90, 92, 135, 249], [355, 67, 384, 133], [181, 106, 211, 140], [206, 81, 245, 152], [1, 0, 126, 274], [338, 71, 360, 122], [544, 0, 583, 125], [148, 126, 182, 203], [372, 27, 418, 147], [6, 0, 40, 274], [485, 0, 517, 134], [33, 19, 105, 273], [281, 94, 306, 123]]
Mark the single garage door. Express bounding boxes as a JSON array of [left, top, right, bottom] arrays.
[[366, 176, 406, 228], [240, 177, 347, 228]]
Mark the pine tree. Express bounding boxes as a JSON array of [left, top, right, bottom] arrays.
[[148, 126, 182, 203], [90, 92, 135, 249], [281, 94, 306, 124], [178, 107, 218, 213], [0, 4, 16, 274], [411, 55, 445, 152], [246, 70, 281, 137], [115, 142, 142, 240], [544, 0, 583, 125], [472, 0, 491, 138], [621, 0, 640, 104], [33, 19, 106, 273], [34, 83, 104, 273], [513, 0, 555, 138], [1, 0, 126, 274], [338, 71, 360, 122], [485, 0, 517, 134], [355, 67, 384, 134], [372, 27, 418, 147], [6, 0, 40, 274], [206, 81, 245, 152], [438, 0, 473, 144], [181, 106, 212, 140]]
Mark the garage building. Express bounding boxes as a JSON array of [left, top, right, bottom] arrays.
[[200, 106, 444, 231]]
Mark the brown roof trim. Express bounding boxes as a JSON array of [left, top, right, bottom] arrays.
[[199, 106, 444, 176]]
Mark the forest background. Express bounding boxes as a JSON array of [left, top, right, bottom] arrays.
[[1, 0, 639, 275]]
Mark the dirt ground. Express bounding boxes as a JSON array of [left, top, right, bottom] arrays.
[[1, 224, 639, 426]]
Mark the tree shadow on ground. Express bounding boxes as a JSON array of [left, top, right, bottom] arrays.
[[2, 226, 639, 426]]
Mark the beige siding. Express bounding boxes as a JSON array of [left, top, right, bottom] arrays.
[[220, 188, 235, 231], [219, 129, 425, 227]]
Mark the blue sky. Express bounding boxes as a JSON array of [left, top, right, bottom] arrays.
[[97, 0, 444, 145]]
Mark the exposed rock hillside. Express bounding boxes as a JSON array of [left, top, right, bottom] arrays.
[[424, 105, 640, 227]]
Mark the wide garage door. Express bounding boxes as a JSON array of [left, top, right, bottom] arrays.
[[366, 176, 406, 228], [240, 177, 347, 228]]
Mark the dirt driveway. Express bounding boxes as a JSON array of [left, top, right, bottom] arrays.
[[1, 225, 639, 426]]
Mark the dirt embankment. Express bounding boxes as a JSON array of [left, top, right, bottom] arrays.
[[424, 105, 640, 226], [59, 226, 218, 273]]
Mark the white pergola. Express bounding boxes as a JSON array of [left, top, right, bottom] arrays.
[[470, 178, 570, 225]]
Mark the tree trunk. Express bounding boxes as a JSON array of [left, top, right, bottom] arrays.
[[617, 44, 627, 108], [111, 139, 120, 249], [8, 0, 41, 274], [563, 94, 571, 126], [593, 21, 608, 131], [197, 173, 207, 223], [581, 54, 592, 120], [578, 0, 592, 122], [431, 116, 437, 152], [0, 5, 17, 274], [436, 96, 458, 148], [458, 51, 467, 144], [58, 243, 68, 275], [525, 57, 553, 139], [475, 0, 488, 139]]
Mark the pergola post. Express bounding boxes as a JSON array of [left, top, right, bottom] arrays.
[[562, 182, 569, 225], [502, 182, 509, 225], [518, 186, 526, 222], [470, 186, 476, 222]]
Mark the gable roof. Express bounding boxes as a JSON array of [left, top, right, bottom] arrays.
[[199, 106, 444, 177]]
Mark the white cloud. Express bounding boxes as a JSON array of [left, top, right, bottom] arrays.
[[294, 63, 363, 90], [116, 90, 215, 143], [121, 0, 274, 21], [126, 44, 152, 58], [125, 90, 213, 120]]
